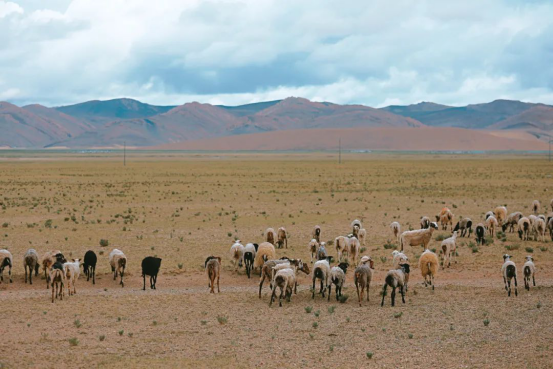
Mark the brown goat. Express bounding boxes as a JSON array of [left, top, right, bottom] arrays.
[[206, 257, 221, 293]]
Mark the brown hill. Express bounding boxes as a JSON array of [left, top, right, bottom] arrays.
[[488, 105, 553, 139], [23, 104, 93, 136], [151, 127, 550, 151]]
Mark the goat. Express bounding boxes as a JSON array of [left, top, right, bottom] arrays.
[[82, 250, 97, 284], [206, 256, 221, 293], [141, 256, 162, 290]]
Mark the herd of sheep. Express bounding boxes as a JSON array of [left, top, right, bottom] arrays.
[[0, 199, 550, 306]]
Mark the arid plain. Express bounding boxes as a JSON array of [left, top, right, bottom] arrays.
[[0, 152, 552, 368]]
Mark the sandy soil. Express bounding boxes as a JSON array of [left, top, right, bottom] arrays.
[[0, 154, 552, 368]]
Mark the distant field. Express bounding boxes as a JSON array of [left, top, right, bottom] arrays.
[[0, 154, 552, 368]]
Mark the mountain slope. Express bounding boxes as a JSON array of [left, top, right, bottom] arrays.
[[23, 104, 94, 136], [56, 98, 176, 126]]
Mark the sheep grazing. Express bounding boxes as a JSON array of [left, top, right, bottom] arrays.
[[453, 217, 473, 237], [503, 212, 523, 233], [308, 239, 319, 263], [23, 249, 39, 285], [391, 250, 408, 269], [41, 250, 62, 288], [270, 259, 309, 296], [243, 243, 257, 278], [335, 236, 350, 262], [354, 257, 373, 306], [436, 208, 454, 230], [205, 256, 221, 293], [351, 219, 362, 235], [265, 227, 277, 245], [254, 242, 276, 269], [419, 249, 439, 290], [485, 211, 494, 220], [517, 217, 531, 241], [522, 256, 536, 291], [532, 200, 540, 215], [328, 262, 348, 301], [312, 225, 321, 243], [381, 263, 410, 307], [316, 241, 328, 260], [259, 258, 295, 297], [229, 240, 244, 271], [502, 254, 518, 297], [50, 268, 65, 303], [486, 215, 498, 238], [390, 222, 401, 242], [420, 216, 430, 229], [270, 268, 296, 307], [312, 257, 332, 299], [82, 250, 97, 284], [141, 256, 162, 290], [0, 249, 13, 284], [63, 259, 81, 296], [440, 231, 457, 268], [533, 218, 547, 242], [475, 223, 486, 245], [276, 227, 288, 249], [109, 249, 127, 287], [494, 206, 507, 226], [399, 222, 438, 251], [348, 236, 360, 266]]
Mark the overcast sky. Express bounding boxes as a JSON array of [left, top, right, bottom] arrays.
[[1, 0, 552, 107]]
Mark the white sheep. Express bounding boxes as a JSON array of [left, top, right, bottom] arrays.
[[391, 250, 408, 269], [522, 256, 536, 291], [328, 262, 349, 301], [351, 219, 362, 235], [358, 228, 367, 247], [312, 258, 332, 299], [270, 268, 296, 307], [243, 243, 257, 278], [486, 215, 498, 238], [63, 259, 81, 296], [440, 231, 457, 268], [502, 254, 518, 297], [390, 222, 401, 243], [453, 217, 473, 237], [23, 248, 39, 285], [533, 218, 546, 242], [517, 217, 531, 241], [0, 249, 13, 284], [229, 241, 245, 271], [420, 216, 430, 229], [532, 200, 540, 214], [503, 212, 523, 233], [109, 249, 127, 287], [348, 236, 360, 266], [335, 236, 350, 262], [400, 222, 438, 251], [308, 239, 319, 263]]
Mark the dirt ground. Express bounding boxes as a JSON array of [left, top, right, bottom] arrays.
[[0, 153, 552, 368]]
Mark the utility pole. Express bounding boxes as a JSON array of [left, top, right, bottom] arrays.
[[124, 141, 126, 167], [339, 138, 341, 164], [549, 139, 551, 162]]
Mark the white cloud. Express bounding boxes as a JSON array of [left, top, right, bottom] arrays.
[[0, 1, 23, 18]]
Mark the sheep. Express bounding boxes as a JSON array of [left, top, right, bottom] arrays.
[[270, 259, 309, 295], [316, 241, 328, 260], [141, 256, 162, 290], [312, 257, 332, 299], [308, 239, 319, 263], [538, 214, 546, 223], [475, 223, 486, 245], [358, 228, 367, 247], [453, 217, 472, 237], [380, 263, 410, 307], [328, 262, 348, 301], [0, 249, 13, 284], [502, 254, 518, 297], [485, 211, 494, 220], [205, 256, 221, 293], [265, 227, 277, 245], [82, 250, 97, 284], [354, 257, 373, 306], [50, 268, 65, 303], [502, 212, 523, 233], [23, 249, 39, 285], [436, 208, 454, 230], [390, 222, 401, 243], [517, 217, 531, 241], [243, 243, 257, 278], [270, 268, 296, 307], [351, 219, 362, 235], [399, 222, 438, 251], [551, 199, 553, 212], [419, 249, 439, 290], [440, 231, 457, 268], [109, 249, 127, 287], [335, 236, 350, 262], [259, 258, 294, 297], [533, 218, 546, 242], [532, 200, 540, 215], [486, 215, 498, 238], [254, 242, 276, 269], [528, 214, 537, 227], [420, 216, 431, 229], [348, 236, 360, 266], [312, 225, 321, 243], [42, 250, 62, 288], [391, 250, 408, 269], [276, 227, 288, 249], [63, 259, 80, 296], [229, 241, 244, 271], [522, 256, 536, 291], [494, 206, 507, 226]]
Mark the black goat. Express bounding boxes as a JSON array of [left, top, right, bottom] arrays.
[[141, 256, 162, 290], [475, 224, 486, 245], [82, 250, 97, 284]]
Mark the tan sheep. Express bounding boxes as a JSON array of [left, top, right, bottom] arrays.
[[348, 236, 360, 266], [400, 222, 438, 251], [518, 217, 531, 240], [205, 256, 221, 293], [276, 227, 287, 249], [254, 242, 276, 269], [440, 231, 457, 268], [494, 206, 507, 226], [436, 207, 454, 230], [390, 222, 401, 243], [532, 200, 540, 215], [308, 239, 319, 263], [419, 249, 439, 290], [486, 215, 498, 238], [335, 236, 350, 262], [420, 216, 431, 229]]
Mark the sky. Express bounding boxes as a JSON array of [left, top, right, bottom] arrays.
[[1, 0, 553, 108]]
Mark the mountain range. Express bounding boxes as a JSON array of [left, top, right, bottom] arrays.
[[0, 97, 551, 150]]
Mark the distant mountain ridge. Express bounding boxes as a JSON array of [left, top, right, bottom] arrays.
[[0, 97, 552, 149]]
